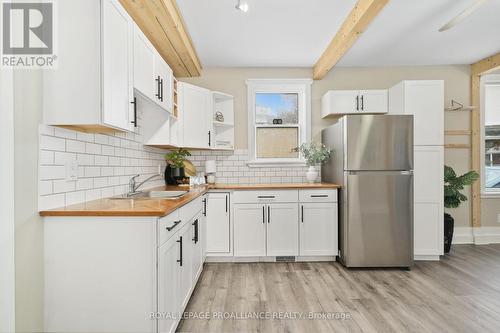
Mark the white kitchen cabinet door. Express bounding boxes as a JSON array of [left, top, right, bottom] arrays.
[[233, 204, 267, 257], [300, 203, 338, 256], [191, 214, 203, 284], [133, 24, 156, 102], [177, 223, 192, 311], [102, 0, 134, 132], [157, 236, 180, 333], [414, 202, 442, 257], [155, 54, 174, 113], [359, 90, 388, 114], [321, 90, 358, 117], [206, 193, 230, 253], [266, 203, 299, 256], [179, 82, 211, 148]]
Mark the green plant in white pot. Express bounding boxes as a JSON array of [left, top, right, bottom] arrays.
[[300, 143, 333, 183]]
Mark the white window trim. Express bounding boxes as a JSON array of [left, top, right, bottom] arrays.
[[480, 74, 500, 198], [246, 78, 312, 167]]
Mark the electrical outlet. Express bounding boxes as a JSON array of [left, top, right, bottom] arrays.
[[65, 160, 78, 181]]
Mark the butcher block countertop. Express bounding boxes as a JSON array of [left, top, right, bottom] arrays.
[[39, 183, 340, 217]]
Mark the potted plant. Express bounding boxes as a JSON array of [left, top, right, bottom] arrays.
[[165, 149, 191, 185], [444, 165, 479, 253], [299, 143, 333, 183]]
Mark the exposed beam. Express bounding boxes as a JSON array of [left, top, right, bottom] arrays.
[[313, 0, 389, 80], [120, 0, 202, 77], [470, 52, 500, 228]]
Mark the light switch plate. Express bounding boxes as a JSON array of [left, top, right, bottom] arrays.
[[65, 160, 78, 181]]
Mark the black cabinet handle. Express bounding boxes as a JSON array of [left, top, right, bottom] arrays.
[[356, 95, 359, 111], [267, 206, 270, 223], [208, 131, 211, 147], [361, 95, 364, 111], [155, 76, 161, 99], [301, 205, 304, 223], [166, 220, 181, 231], [192, 219, 199, 244], [310, 194, 329, 198], [130, 97, 137, 127], [257, 195, 275, 199], [225, 195, 228, 213], [159, 78, 164, 102], [262, 206, 265, 224], [202, 198, 207, 216], [176, 236, 183, 266]]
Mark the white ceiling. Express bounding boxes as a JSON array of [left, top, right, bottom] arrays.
[[176, 0, 500, 68]]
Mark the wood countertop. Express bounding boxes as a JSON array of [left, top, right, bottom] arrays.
[[39, 183, 340, 217]]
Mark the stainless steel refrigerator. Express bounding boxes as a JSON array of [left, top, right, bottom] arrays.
[[322, 115, 414, 268]]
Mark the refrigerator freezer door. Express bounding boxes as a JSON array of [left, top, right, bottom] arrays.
[[343, 171, 413, 267], [345, 115, 413, 171]]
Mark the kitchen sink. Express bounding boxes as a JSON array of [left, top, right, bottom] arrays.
[[110, 190, 188, 200]]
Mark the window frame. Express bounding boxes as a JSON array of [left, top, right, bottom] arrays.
[[480, 74, 500, 197], [246, 79, 312, 167]]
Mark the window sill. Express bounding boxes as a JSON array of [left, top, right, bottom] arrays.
[[481, 192, 500, 199], [246, 160, 307, 168]]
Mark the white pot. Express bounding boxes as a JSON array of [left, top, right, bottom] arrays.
[[306, 166, 318, 183]]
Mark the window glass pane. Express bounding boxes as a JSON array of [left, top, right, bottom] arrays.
[[485, 84, 500, 189], [256, 127, 299, 159], [255, 93, 298, 125]]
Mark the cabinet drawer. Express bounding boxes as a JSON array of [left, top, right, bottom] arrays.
[[299, 189, 337, 203], [232, 190, 298, 204], [158, 211, 181, 246], [179, 197, 203, 223]]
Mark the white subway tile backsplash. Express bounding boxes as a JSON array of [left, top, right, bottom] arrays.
[[86, 143, 101, 154], [53, 179, 76, 193], [76, 178, 93, 191], [40, 135, 66, 151], [40, 165, 65, 180], [77, 154, 94, 165], [54, 127, 77, 140], [84, 166, 101, 177], [85, 189, 101, 201], [94, 134, 109, 145], [39, 181, 53, 195], [39, 150, 54, 165], [66, 191, 85, 206], [67, 140, 86, 153], [39, 193, 65, 210], [77, 132, 94, 143], [95, 155, 109, 166], [54, 152, 76, 165]]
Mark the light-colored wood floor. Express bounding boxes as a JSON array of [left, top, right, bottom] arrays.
[[177, 245, 500, 332]]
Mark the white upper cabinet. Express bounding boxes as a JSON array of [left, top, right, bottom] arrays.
[[388, 80, 444, 146], [321, 90, 388, 117], [133, 24, 174, 113], [44, 0, 136, 133], [179, 82, 212, 149], [133, 24, 156, 102], [102, 0, 135, 132]]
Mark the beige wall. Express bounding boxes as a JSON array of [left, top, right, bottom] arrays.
[[184, 65, 500, 228], [14, 71, 44, 332]]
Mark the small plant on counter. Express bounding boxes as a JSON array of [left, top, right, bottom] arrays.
[[165, 148, 191, 168], [299, 142, 333, 183], [443, 165, 479, 253]]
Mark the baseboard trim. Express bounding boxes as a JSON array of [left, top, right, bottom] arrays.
[[453, 226, 500, 245], [414, 255, 440, 261], [205, 256, 337, 263]]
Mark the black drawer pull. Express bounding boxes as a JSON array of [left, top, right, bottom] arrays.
[[176, 236, 183, 266], [301, 205, 304, 223], [192, 219, 199, 244], [166, 220, 181, 231], [267, 206, 270, 223], [310, 194, 329, 198], [258, 195, 275, 199], [262, 206, 265, 224]]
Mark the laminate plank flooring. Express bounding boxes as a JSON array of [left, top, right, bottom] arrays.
[[177, 244, 500, 333]]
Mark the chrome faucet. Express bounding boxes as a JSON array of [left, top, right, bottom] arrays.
[[128, 174, 161, 195]]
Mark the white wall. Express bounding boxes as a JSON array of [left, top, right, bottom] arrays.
[[0, 69, 15, 333]]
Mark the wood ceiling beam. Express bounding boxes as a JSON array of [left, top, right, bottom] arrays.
[[313, 0, 389, 80], [120, 0, 202, 77], [470, 52, 500, 228]]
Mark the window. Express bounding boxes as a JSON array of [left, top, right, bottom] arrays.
[[246, 79, 312, 166], [481, 75, 500, 195]]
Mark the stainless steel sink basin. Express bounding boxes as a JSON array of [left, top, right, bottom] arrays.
[[110, 190, 188, 200]]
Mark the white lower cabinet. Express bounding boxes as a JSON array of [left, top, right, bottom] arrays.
[[266, 203, 299, 256], [191, 213, 203, 284], [157, 235, 181, 333], [233, 204, 267, 256], [177, 222, 193, 311], [206, 192, 230, 254], [300, 203, 338, 256]]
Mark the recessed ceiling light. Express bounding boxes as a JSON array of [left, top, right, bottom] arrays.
[[235, 0, 249, 13]]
